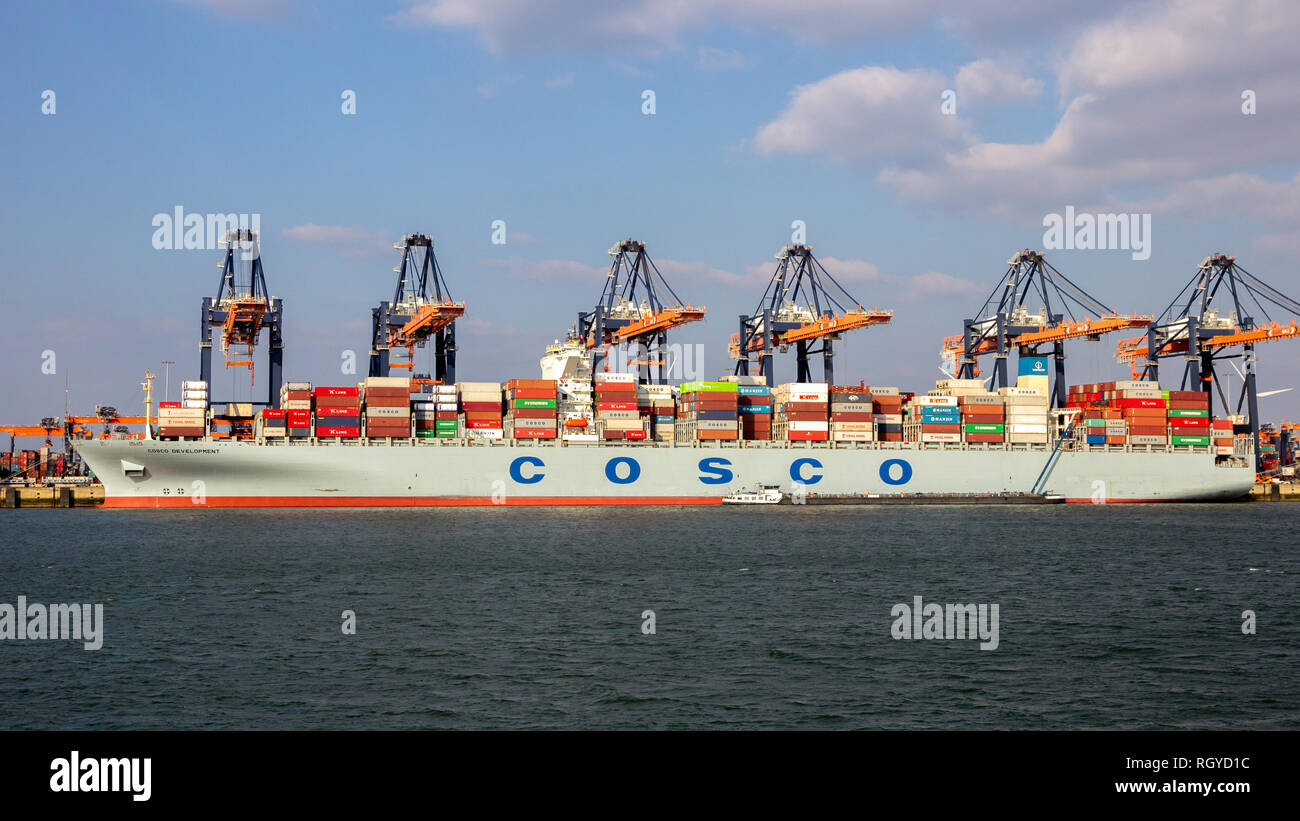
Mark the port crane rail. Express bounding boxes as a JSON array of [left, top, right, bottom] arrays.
[[577, 239, 705, 383], [1114, 253, 1300, 464], [369, 234, 465, 382], [731, 244, 892, 385], [943, 249, 1150, 407], [199, 229, 284, 407]]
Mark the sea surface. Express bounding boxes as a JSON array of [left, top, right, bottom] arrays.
[[1, 504, 1296, 730]]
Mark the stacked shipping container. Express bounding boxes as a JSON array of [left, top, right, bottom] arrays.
[[829, 386, 873, 443], [413, 384, 458, 439], [773, 383, 828, 441], [677, 381, 739, 441], [507, 379, 558, 440], [458, 381, 504, 441], [314, 386, 362, 438], [594, 373, 643, 440], [364, 376, 411, 439]]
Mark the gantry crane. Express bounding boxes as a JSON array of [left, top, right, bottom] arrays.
[[1115, 253, 1300, 465], [731, 244, 892, 385], [200, 229, 284, 408], [369, 233, 466, 382], [942, 249, 1151, 407], [577, 239, 705, 383]]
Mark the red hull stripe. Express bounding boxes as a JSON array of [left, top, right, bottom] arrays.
[[1062, 497, 1217, 504], [101, 495, 725, 509]]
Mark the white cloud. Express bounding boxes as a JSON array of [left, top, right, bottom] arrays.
[[754, 67, 970, 164], [757, 0, 1300, 221], [954, 59, 1044, 105], [545, 71, 574, 89], [484, 256, 604, 281], [388, 0, 932, 55]]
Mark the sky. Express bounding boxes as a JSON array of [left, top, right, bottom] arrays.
[[2, 0, 1300, 426]]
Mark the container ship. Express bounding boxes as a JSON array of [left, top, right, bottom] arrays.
[[73, 342, 1255, 507]]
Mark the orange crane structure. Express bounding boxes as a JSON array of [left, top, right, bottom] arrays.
[[369, 234, 466, 381], [942, 249, 1151, 407], [577, 239, 705, 382], [200, 229, 284, 407], [1114, 253, 1300, 464], [731, 244, 892, 384]]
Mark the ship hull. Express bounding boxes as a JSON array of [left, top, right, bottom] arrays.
[[74, 439, 1255, 507]]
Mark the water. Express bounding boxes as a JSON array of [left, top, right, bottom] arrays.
[[1, 505, 1296, 730]]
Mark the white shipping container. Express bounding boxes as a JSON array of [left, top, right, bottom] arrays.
[[364, 376, 410, 388], [261, 428, 286, 438], [366, 406, 411, 418], [998, 386, 1046, 397], [1007, 423, 1049, 434], [597, 410, 638, 420], [459, 392, 502, 403], [181, 400, 207, 409], [832, 431, 874, 441], [694, 420, 737, 431], [829, 402, 872, 413], [1008, 433, 1049, 443], [920, 432, 961, 443], [562, 433, 599, 442], [870, 386, 901, 396], [1114, 380, 1158, 391], [282, 400, 312, 410], [465, 428, 504, 440], [181, 380, 208, 389], [513, 418, 555, 429], [873, 414, 904, 424], [830, 421, 873, 432], [455, 382, 501, 392], [603, 418, 645, 431], [788, 421, 830, 432], [639, 384, 673, 394], [593, 372, 636, 384], [913, 395, 958, 406]]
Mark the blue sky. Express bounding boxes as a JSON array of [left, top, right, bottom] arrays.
[[2, 0, 1299, 425]]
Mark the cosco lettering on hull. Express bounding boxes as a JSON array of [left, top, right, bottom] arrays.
[[506, 456, 913, 487]]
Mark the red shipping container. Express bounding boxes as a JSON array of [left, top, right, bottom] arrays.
[[1168, 417, 1210, 428], [1167, 399, 1209, 410], [624, 429, 647, 440], [363, 386, 409, 398], [1115, 398, 1166, 408], [287, 410, 312, 425], [596, 401, 638, 411], [603, 430, 625, 440], [509, 407, 556, 419], [316, 426, 361, 437], [962, 412, 1005, 424], [283, 389, 311, 402], [964, 432, 1004, 443], [158, 401, 182, 409], [315, 395, 362, 409], [696, 430, 738, 440], [461, 401, 501, 412], [262, 409, 287, 419], [782, 401, 827, 413], [436, 411, 457, 421], [1211, 420, 1233, 430], [594, 383, 637, 394], [365, 395, 409, 408], [1129, 424, 1167, 436], [505, 379, 556, 390], [784, 430, 828, 441], [507, 387, 557, 399], [465, 420, 503, 429], [1167, 390, 1206, 402], [783, 411, 827, 422], [315, 406, 361, 418], [512, 428, 556, 439], [831, 411, 873, 422], [464, 411, 503, 422], [921, 423, 961, 433], [315, 386, 359, 397]]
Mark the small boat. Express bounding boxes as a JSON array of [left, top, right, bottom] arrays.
[[722, 485, 784, 505]]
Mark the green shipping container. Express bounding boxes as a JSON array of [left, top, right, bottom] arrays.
[[415, 430, 439, 439], [679, 381, 739, 393], [965, 423, 1005, 433], [1083, 419, 1107, 427], [1172, 435, 1210, 446], [435, 420, 459, 430], [513, 398, 556, 409], [1167, 408, 1209, 418]]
